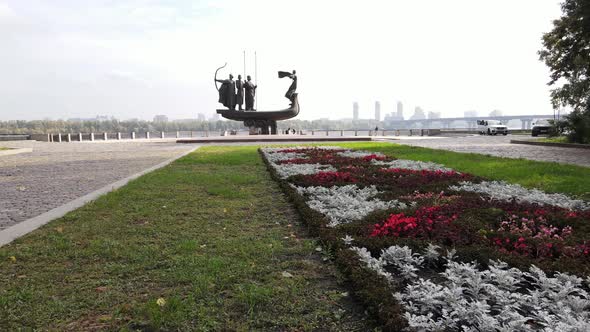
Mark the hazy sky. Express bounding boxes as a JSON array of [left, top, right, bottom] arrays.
[[0, 0, 562, 121]]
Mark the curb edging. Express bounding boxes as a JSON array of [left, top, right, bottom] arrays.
[[510, 140, 590, 150], [0, 148, 33, 156]]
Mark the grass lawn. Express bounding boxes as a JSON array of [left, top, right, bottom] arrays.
[[1, 142, 588, 330], [537, 136, 569, 143], [0, 146, 373, 330]]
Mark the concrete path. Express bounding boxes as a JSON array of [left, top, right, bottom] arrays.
[[0, 141, 195, 231], [389, 135, 590, 167]]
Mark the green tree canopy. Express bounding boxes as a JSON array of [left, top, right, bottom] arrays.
[[539, 0, 590, 112]]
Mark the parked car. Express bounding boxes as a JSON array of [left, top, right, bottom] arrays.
[[477, 120, 508, 135], [531, 119, 552, 137]]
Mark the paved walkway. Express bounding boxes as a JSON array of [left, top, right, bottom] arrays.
[[389, 135, 590, 167], [0, 141, 194, 230]]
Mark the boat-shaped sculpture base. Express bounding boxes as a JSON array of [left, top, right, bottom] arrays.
[[216, 94, 299, 135]]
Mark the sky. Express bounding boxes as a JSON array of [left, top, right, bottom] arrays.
[[0, 0, 563, 121]]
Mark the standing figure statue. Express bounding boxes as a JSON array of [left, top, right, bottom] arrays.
[[244, 75, 257, 111], [235, 75, 244, 110], [279, 70, 297, 105], [215, 74, 236, 110]]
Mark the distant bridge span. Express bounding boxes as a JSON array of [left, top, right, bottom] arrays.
[[386, 114, 554, 129]]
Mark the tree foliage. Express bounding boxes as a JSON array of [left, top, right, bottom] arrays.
[[539, 0, 590, 143], [539, 0, 590, 111]]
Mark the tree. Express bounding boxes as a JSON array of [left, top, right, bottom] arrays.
[[539, 0, 590, 142]]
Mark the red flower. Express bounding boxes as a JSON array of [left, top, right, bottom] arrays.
[[308, 171, 357, 186], [370, 205, 459, 238]]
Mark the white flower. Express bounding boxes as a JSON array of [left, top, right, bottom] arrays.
[[354, 243, 590, 331], [337, 150, 385, 158], [423, 243, 441, 262], [264, 152, 307, 164], [274, 163, 337, 179], [449, 181, 589, 210], [372, 159, 455, 172], [341, 235, 354, 246], [295, 185, 410, 227]]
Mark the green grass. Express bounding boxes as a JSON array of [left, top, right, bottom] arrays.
[[0, 146, 373, 330], [537, 136, 571, 143], [0, 147, 9, 151], [334, 142, 590, 200]]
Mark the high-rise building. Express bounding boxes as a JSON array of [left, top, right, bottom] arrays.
[[410, 106, 426, 120], [396, 101, 404, 119], [353, 102, 359, 121], [374, 101, 381, 121], [153, 115, 168, 123]]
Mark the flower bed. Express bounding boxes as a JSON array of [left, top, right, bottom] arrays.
[[260, 146, 590, 331]]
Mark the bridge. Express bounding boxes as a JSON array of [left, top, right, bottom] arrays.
[[385, 114, 554, 129]]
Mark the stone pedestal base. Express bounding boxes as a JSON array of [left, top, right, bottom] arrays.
[[244, 119, 277, 135]]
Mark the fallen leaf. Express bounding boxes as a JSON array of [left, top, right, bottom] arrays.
[[9, 256, 16, 263], [156, 298, 166, 307], [56, 227, 64, 233], [315, 247, 322, 252], [96, 286, 108, 292], [281, 271, 294, 278], [223, 208, 227, 213]]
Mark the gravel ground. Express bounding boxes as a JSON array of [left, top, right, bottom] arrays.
[[0, 141, 194, 230], [391, 135, 590, 167]]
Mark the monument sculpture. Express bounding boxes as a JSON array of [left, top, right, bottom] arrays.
[[235, 74, 244, 111], [215, 63, 299, 135], [243, 75, 257, 111]]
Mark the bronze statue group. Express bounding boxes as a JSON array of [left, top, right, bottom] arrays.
[[216, 74, 257, 111], [216, 70, 297, 111]]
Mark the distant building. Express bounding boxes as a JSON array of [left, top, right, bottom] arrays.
[[353, 102, 359, 121], [383, 101, 405, 128], [410, 106, 426, 120], [427, 111, 441, 119], [96, 115, 111, 122], [153, 115, 168, 123], [396, 101, 404, 119], [197, 113, 206, 121], [68, 117, 97, 122], [489, 109, 503, 117], [464, 110, 478, 118], [374, 101, 381, 121], [209, 113, 221, 121]]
